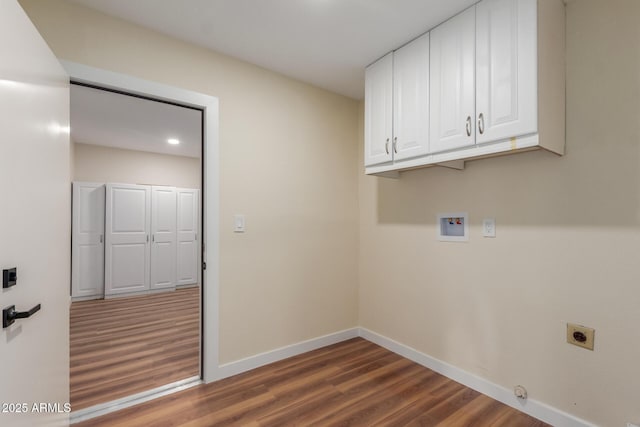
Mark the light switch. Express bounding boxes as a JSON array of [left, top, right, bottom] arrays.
[[234, 214, 245, 233], [482, 218, 496, 237]]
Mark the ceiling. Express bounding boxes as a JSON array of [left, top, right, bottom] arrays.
[[71, 84, 202, 158], [68, 0, 477, 99]]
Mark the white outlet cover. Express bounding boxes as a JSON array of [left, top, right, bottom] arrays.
[[482, 218, 496, 238]]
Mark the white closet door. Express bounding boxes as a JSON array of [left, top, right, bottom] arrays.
[[150, 186, 177, 290], [105, 183, 151, 296], [176, 188, 199, 286], [71, 182, 105, 299]]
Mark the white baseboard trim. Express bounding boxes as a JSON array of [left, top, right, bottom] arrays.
[[358, 328, 597, 427], [216, 328, 359, 380], [214, 327, 595, 426]]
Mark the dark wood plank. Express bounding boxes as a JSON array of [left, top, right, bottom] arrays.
[[75, 338, 549, 427], [70, 287, 200, 410]]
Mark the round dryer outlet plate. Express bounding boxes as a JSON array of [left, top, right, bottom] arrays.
[[514, 385, 528, 400]]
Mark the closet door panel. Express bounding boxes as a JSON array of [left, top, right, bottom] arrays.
[[150, 186, 177, 290], [105, 183, 150, 296], [72, 182, 105, 299], [176, 189, 199, 286]]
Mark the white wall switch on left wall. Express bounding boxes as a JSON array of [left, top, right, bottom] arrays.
[[234, 214, 245, 233]]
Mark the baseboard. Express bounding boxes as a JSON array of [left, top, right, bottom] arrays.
[[215, 328, 359, 380], [358, 328, 597, 427], [214, 326, 595, 426], [176, 283, 199, 289]]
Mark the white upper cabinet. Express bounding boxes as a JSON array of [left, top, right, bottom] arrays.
[[365, 34, 430, 167], [393, 32, 430, 161], [364, 53, 393, 166], [476, 0, 537, 144], [364, 0, 565, 176], [430, 7, 476, 154]]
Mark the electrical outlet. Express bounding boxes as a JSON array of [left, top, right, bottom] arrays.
[[482, 218, 496, 237], [566, 323, 595, 350]]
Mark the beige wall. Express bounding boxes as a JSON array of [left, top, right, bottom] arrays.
[[359, 1, 639, 426], [21, 0, 640, 425], [73, 142, 201, 188], [20, 0, 360, 364]]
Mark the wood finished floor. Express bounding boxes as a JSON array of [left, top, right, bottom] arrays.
[[77, 338, 549, 427], [70, 287, 200, 410]]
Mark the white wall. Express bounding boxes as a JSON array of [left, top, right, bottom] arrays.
[[73, 142, 201, 188], [359, 1, 640, 426]]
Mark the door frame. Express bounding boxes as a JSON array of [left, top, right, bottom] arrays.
[[63, 61, 220, 383]]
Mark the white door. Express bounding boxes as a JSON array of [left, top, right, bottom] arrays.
[[364, 52, 393, 166], [105, 183, 151, 296], [476, 0, 537, 144], [71, 182, 105, 299], [150, 186, 177, 290], [393, 32, 430, 161], [0, 1, 71, 425], [430, 6, 476, 153], [176, 189, 199, 286]]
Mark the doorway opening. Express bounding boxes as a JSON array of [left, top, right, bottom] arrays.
[[69, 82, 204, 412]]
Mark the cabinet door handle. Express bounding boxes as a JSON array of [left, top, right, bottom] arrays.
[[99, 234, 103, 243], [478, 113, 485, 135], [393, 137, 398, 154], [466, 116, 472, 137], [385, 138, 390, 155]]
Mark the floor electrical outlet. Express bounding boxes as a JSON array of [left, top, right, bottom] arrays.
[[566, 323, 595, 350]]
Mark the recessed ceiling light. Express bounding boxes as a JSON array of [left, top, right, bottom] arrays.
[[167, 138, 180, 145]]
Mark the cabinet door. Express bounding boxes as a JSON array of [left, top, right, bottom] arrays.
[[476, 0, 537, 144], [71, 182, 105, 299], [150, 186, 177, 290], [364, 53, 393, 166], [393, 32, 430, 161], [430, 7, 476, 153], [176, 188, 199, 286], [105, 183, 151, 296]]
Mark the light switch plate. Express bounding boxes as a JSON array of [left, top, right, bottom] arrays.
[[234, 214, 245, 233]]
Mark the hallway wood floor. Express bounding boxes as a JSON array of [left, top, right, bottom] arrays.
[[77, 338, 548, 427], [70, 287, 200, 410]]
